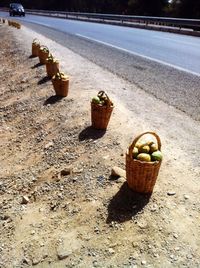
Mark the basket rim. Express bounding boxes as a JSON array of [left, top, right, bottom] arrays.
[[91, 101, 114, 108]]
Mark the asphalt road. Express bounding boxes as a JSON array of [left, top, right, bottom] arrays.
[[2, 12, 200, 75], [1, 12, 200, 120]]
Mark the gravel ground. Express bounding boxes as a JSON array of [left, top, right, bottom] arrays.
[[0, 22, 200, 268]]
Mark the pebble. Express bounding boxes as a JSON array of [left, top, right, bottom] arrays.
[[116, 177, 126, 184], [44, 142, 54, 149], [21, 196, 29, 204], [167, 191, 176, 196], [184, 194, 189, 200], [32, 258, 41, 265], [111, 166, 126, 178], [108, 248, 115, 254], [173, 233, 178, 239], [141, 260, 147, 265], [150, 204, 158, 212], [57, 249, 72, 260]]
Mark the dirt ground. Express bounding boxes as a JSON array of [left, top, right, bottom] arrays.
[[0, 22, 200, 268]]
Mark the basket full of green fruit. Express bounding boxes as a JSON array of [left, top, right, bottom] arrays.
[[38, 45, 49, 64], [46, 54, 59, 78], [91, 91, 114, 130], [126, 131, 163, 194], [52, 72, 69, 97]]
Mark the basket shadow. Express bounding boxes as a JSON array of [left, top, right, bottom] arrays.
[[29, 55, 37, 59], [106, 182, 151, 224], [79, 126, 106, 141], [38, 76, 51, 85], [43, 95, 63, 105], [31, 62, 43, 69]]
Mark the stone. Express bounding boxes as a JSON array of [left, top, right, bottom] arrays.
[[32, 258, 41, 265], [173, 233, 178, 239], [21, 196, 29, 204], [57, 249, 72, 260], [111, 166, 126, 178], [108, 248, 115, 254], [44, 142, 54, 149], [116, 177, 126, 184], [167, 191, 176, 196]]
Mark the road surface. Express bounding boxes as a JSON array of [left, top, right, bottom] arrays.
[[0, 12, 200, 120]]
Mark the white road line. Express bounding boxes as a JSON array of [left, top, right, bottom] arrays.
[[76, 33, 200, 77], [152, 35, 200, 47], [25, 19, 50, 27]]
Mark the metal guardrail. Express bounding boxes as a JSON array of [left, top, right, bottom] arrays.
[[25, 9, 200, 31], [1, 7, 200, 33]]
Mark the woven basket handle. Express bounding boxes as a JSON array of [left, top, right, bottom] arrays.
[[32, 38, 40, 44], [97, 91, 112, 106], [40, 45, 49, 52], [128, 132, 161, 156]]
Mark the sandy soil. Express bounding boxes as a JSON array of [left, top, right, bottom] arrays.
[[0, 22, 200, 268]]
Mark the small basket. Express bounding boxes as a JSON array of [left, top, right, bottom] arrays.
[[32, 38, 40, 57], [38, 46, 49, 64], [91, 91, 114, 130], [126, 132, 162, 194], [52, 72, 69, 97]]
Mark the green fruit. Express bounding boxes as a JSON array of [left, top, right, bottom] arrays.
[[151, 151, 162, 161], [92, 96, 100, 104], [137, 153, 151, 162], [149, 143, 158, 153], [132, 147, 138, 159], [139, 145, 150, 154]]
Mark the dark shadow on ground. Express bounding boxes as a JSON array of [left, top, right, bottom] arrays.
[[38, 76, 51, 85], [78, 126, 106, 141], [31, 62, 43, 69], [43, 95, 63, 105], [29, 55, 37, 59], [106, 182, 151, 223]]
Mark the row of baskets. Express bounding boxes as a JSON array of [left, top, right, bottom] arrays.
[[31, 39, 162, 195], [0, 18, 21, 29], [32, 39, 69, 97]]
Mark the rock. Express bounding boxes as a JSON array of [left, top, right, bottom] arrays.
[[111, 166, 126, 178], [32, 258, 41, 265], [60, 167, 73, 176], [57, 249, 72, 260], [150, 204, 158, 212], [44, 142, 54, 149], [21, 78, 27, 83], [108, 248, 115, 254], [173, 233, 178, 239], [116, 177, 126, 184], [184, 194, 189, 200], [141, 260, 147, 265], [137, 220, 148, 229], [167, 191, 176, 196], [21, 196, 29, 204]]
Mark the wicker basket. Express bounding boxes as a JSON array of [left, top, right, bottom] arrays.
[[32, 39, 40, 57], [38, 46, 49, 64], [52, 73, 69, 97], [126, 132, 162, 194], [46, 61, 59, 78], [91, 91, 114, 130]]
